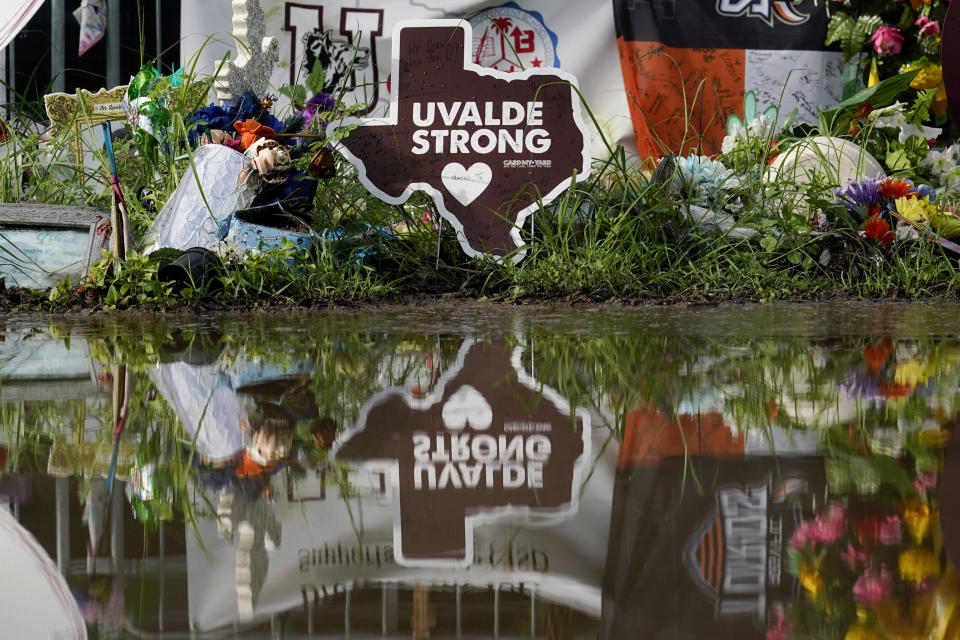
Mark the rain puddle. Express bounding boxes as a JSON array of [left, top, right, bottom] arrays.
[[1, 303, 958, 639]]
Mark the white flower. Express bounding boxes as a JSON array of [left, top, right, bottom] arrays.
[[721, 115, 774, 154], [868, 101, 941, 144]]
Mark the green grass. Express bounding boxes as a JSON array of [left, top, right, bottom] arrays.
[[2, 61, 960, 311]]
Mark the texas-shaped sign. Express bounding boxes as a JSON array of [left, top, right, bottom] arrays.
[[331, 339, 591, 567], [334, 20, 591, 263]]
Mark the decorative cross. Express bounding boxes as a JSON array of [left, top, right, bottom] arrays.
[[214, 0, 280, 103], [43, 85, 129, 181]]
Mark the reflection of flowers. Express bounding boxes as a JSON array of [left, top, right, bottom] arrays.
[[898, 547, 939, 583], [901, 499, 931, 543], [853, 566, 893, 604]]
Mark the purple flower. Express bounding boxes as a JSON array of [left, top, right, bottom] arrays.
[[853, 567, 893, 604], [302, 92, 337, 127], [835, 178, 882, 213]]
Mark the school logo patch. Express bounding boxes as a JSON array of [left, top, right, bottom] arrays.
[[468, 2, 560, 72], [716, 0, 810, 27]]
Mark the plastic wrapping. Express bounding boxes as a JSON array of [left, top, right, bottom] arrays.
[[142, 144, 256, 253]]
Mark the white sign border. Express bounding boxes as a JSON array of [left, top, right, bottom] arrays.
[[333, 18, 593, 264]]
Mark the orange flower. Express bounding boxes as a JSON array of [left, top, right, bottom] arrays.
[[878, 178, 916, 200], [895, 0, 932, 9], [864, 213, 894, 248], [233, 119, 276, 151]]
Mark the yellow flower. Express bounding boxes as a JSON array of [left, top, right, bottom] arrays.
[[799, 563, 823, 597], [902, 499, 932, 543], [911, 66, 942, 91], [895, 359, 929, 386], [895, 196, 936, 225], [899, 548, 940, 583], [933, 84, 949, 119]]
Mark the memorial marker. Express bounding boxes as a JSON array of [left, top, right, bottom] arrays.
[[335, 20, 591, 263]]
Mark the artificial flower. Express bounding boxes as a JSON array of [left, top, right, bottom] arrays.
[[894, 196, 934, 224], [836, 177, 883, 214], [915, 16, 941, 36], [864, 213, 894, 248], [853, 567, 894, 604], [721, 113, 774, 154], [869, 102, 942, 144], [897, 0, 933, 10], [901, 500, 932, 543], [921, 144, 959, 179], [234, 119, 276, 151], [870, 27, 904, 57], [879, 177, 917, 200], [898, 548, 940, 583], [901, 63, 943, 91], [673, 155, 740, 199]]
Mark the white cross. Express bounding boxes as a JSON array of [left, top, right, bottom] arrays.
[[213, 0, 280, 103]]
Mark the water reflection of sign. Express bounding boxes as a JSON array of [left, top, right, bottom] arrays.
[[336, 20, 590, 263], [333, 339, 591, 567], [601, 457, 825, 638]]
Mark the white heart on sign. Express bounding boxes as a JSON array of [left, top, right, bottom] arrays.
[[441, 385, 493, 431], [441, 162, 492, 206]]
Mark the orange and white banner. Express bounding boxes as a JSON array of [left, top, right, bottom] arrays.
[[613, 0, 844, 157]]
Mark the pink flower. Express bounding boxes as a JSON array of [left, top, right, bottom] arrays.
[[853, 567, 893, 604], [914, 470, 938, 493], [842, 543, 869, 570], [812, 501, 847, 544], [915, 17, 941, 36], [878, 515, 902, 545], [870, 27, 904, 56], [790, 520, 817, 549]]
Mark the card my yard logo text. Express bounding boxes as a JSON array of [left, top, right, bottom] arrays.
[[716, 0, 810, 26]]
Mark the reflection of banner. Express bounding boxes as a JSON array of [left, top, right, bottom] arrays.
[[601, 455, 825, 639], [186, 427, 615, 631], [179, 1, 633, 157], [612, 0, 843, 157]]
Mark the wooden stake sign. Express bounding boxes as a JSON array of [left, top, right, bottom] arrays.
[[43, 85, 128, 175], [335, 20, 591, 263]]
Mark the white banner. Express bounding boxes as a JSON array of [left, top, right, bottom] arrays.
[[179, 0, 634, 158], [186, 425, 617, 630]]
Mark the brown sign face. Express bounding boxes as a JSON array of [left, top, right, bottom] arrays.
[[332, 339, 591, 566], [335, 20, 591, 263]]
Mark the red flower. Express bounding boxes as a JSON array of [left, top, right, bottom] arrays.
[[863, 338, 894, 374], [878, 178, 916, 200], [864, 213, 894, 248], [234, 119, 276, 151]]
